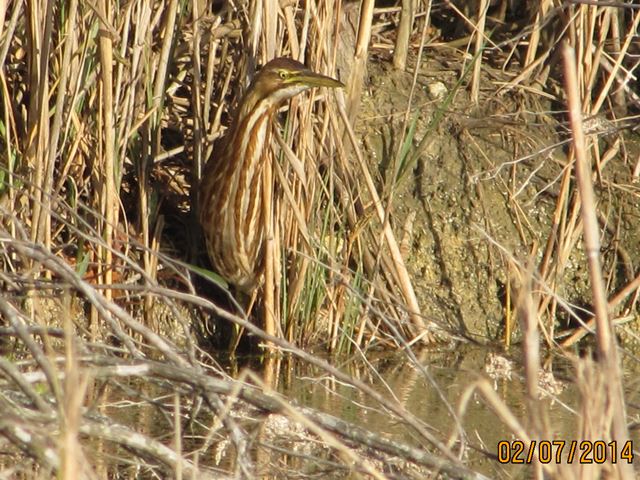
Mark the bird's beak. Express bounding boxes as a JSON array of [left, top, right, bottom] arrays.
[[293, 70, 344, 89]]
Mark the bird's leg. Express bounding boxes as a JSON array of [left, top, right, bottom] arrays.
[[228, 288, 260, 354], [245, 288, 260, 316]]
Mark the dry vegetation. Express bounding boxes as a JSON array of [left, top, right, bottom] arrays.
[[0, 0, 639, 478]]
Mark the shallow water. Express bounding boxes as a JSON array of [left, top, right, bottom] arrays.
[[257, 344, 640, 478], [91, 343, 640, 478]]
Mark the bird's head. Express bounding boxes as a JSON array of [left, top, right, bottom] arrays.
[[245, 57, 344, 109]]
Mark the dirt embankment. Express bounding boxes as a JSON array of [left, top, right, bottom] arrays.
[[358, 55, 640, 341]]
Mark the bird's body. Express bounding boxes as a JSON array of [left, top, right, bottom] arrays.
[[199, 58, 343, 292]]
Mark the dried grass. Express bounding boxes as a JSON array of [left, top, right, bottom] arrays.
[[0, 1, 638, 478]]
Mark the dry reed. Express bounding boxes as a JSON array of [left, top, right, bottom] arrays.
[[0, 1, 638, 478]]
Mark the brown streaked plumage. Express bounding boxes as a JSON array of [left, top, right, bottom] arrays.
[[198, 58, 343, 292]]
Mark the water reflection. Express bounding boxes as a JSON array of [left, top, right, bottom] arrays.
[[256, 345, 639, 478]]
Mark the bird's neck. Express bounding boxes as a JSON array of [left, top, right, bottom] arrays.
[[231, 96, 279, 172]]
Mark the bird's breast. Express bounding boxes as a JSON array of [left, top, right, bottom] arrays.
[[199, 106, 274, 290]]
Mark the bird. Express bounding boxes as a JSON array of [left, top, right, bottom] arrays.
[[198, 57, 343, 298]]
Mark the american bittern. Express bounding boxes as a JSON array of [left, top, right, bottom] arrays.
[[199, 57, 343, 294]]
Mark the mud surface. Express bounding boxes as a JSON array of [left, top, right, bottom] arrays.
[[357, 54, 640, 341]]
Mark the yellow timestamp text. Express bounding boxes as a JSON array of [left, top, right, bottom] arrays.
[[497, 440, 634, 464]]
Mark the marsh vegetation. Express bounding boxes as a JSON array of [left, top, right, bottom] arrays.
[[0, 1, 639, 478]]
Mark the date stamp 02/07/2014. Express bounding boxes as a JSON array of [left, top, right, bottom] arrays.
[[497, 440, 634, 465]]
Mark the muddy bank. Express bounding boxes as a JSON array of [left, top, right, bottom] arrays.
[[357, 55, 640, 342]]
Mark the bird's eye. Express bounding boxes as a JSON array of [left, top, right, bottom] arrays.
[[278, 70, 288, 79]]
